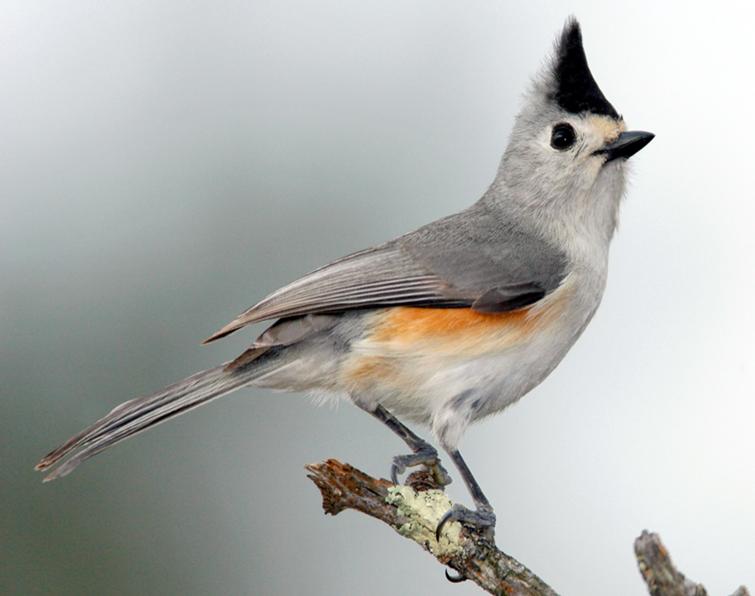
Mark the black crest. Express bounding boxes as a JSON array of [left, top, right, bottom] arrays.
[[551, 19, 619, 118]]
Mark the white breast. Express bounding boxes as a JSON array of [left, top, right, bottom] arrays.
[[338, 265, 606, 449]]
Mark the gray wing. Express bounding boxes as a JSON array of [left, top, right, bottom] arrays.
[[397, 200, 568, 310], [204, 200, 567, 343]]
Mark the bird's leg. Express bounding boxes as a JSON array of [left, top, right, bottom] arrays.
[[436, 448, 496, 541], [358, 403, 451, 487]]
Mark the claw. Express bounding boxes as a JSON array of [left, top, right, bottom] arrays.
[[436, 503, 496, 541], [445, 568, 467, 583], [390, 445, 452, 487]]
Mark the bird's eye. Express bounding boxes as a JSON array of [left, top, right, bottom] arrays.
[[550, 123, 576, 150]]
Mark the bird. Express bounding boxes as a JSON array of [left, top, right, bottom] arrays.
[[36, 18, 654, 540]]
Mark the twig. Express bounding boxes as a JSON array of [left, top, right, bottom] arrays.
[[306, 459, 750, 596], [306, 459, 557, 595], [634, 530, 749, 596]]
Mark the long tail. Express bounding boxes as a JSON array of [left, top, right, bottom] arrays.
[[36, 356, 277, 482]]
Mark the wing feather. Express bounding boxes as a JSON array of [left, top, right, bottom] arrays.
[[203, 244, 469, 343], [204, 200, 568, 343]]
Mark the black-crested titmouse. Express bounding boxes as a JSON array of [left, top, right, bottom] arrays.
[[37, 18, 654, 538]]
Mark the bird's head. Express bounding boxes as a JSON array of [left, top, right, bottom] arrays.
[[496, 18, 654, 243]]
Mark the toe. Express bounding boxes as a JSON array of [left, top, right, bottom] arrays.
[[436, 503, 496, 541], [390, 461, 404, 484], [390, 448, 447, 486]]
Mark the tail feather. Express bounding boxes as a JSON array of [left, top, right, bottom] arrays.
[[36, 362, 265, 482]]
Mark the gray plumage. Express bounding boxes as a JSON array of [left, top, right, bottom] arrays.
[[205, 200, 568, 342], [36, 15, 653, 530], [38, 358, 273, 481]]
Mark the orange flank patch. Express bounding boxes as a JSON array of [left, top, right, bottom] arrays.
[[368, 302, 569, 355], [370, 306, 536, 344], [342, 283, 573, 389], [343, 307, 536, 387]]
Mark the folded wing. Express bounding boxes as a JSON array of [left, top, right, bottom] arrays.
[[204, 201, 568, 343]]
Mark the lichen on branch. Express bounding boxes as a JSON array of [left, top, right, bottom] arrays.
[[306, 458, 556, 595], [305, 459, 749, 596]]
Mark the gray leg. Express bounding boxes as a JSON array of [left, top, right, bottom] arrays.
[[436, 449, 496, 540], [357, 403, 451, 487]]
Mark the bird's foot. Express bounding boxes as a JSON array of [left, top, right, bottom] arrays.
[[391, 444, 452, 488], [436, 503, 496, 541]]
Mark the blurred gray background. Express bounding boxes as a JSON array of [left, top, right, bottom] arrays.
[[3, 1, 754, 594]]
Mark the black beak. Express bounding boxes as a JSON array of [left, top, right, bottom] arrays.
[[595, 130, 655, 162]]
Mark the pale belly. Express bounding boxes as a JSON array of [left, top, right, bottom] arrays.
[[337, 275, 601, 447]]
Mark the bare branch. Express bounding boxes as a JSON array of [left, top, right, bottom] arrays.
[[634, 530, 750, 596], [306, 460, 749, 596], [306, 459, 556, 595]]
